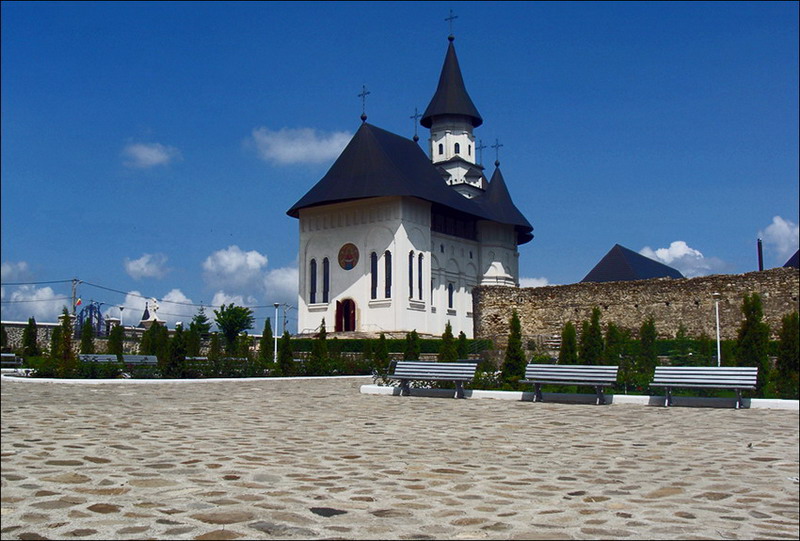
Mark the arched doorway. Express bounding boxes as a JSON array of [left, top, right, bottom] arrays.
[[335, 299, 356, 332]]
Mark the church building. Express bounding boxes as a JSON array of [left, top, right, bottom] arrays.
[[287, 35, 533, 338]]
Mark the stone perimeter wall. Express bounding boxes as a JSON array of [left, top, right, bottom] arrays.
[[473, 267, 799, 347]]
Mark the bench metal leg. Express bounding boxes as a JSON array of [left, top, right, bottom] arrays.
[[595, 386, 606, 405], [665, 387, 672, 407], [735, 389, 742, 409], [400, 380, 411, 396], [455, 381, 465, 399], [534, 383, 543, 403]]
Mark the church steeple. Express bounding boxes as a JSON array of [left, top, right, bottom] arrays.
[[420, 36, 483, 129]]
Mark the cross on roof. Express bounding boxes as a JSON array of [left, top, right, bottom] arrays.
[[476, 139, 487, 165], [358, 84, 370, 122], [445, 9, 458, 35], [491, 138, 503, 165], [410, 107, 422, 141]]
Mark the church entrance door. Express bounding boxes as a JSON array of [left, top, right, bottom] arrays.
[[335, 299, 356, 332]]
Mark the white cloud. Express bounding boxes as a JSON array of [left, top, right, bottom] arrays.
[[759, 216, 799, 261], [640, 241, 727, 278], [519, 277, 551, 288], [1, 261, 30, 282], [158, 289, 197, 327], [248, 127, 351, 165], [122, 142, 181, 169], [124, 253, 169, 280], [1, 285, 69, 323], [203, 245, 268, 290], [263, 266, 299, 307]]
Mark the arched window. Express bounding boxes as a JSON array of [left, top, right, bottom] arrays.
[[454, 142, 460, 154], [448, 282, 454, 309], [384, 250, 392, 298], [370, 252, 378, 300], [309, 259, 317, 304], [408, 251, 414, 298], [438, 143, 443, 155], [418, 254, 424, 300], [322, 258, 330, 304]]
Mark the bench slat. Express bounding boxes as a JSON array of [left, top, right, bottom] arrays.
[[651, 366, 758, 408], [388, 361, 478, 398]]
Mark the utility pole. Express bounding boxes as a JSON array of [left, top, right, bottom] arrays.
[[71, 278, 81, 315]]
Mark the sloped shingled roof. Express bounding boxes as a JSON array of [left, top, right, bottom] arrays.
[[582, 244, 684, 283], [420, 36, 482, 129], [784, 249, 799, 268], [286, 123, 533, 244]]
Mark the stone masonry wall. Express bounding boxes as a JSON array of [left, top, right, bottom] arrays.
[[473, 267, 799, 348]]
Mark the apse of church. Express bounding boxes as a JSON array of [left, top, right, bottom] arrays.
[[287, 35, 533, 338]]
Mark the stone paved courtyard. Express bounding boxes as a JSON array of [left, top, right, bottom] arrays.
[[1, 376, 798, 540]]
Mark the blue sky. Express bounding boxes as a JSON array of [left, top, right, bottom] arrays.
[[2, 1, 798, 333]]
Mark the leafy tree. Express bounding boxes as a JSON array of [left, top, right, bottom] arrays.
[[438, 322, 458, 362], [106, 324, 125, 357], [457, 331, 469, 359], [501, 311, 526, 382], [403, 330, 421, 360], [277, 331, 294, 376], [735, 293, 771, 394], [775, 311, 799, 399], [579, 307, 604, 365], [258, 317, 274, 363], [79, 320, 95, 354], [213, 304, 255, 353], [558, 321, 578, 364], [21, 317, 40, 358], [55, 309, 76, 377], [635, 316, 658, 389]]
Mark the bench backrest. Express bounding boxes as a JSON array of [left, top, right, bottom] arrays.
[[652, 366, 757, 387], [524, 364, 619, 383], [1, 353, 22, 366], [393, 361, 478, 380], [78, 354, 120, 363], [122, 355, 159, 365]]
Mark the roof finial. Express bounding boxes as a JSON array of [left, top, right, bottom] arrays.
[[358, 84, 370, 122], [491, 138, 503, 166], [410, 107, 422, 143], [445, 9, 458, 40]]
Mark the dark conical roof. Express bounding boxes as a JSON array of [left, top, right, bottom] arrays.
[[784, 249, 799, 268], [286, 123, 533, 244], [479, 166, 534, 244], [420, 37, 482, 129], [582, 244, 684, 283]]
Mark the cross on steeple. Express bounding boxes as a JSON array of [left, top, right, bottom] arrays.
[[410, 107, 422, 142], [476, 139, 487, 165], [358, 85, 370, 122], [445, 9, 458, 36], [491, 138, 503, 166]]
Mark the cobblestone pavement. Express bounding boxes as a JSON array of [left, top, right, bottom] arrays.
[[1, 376, 798, 540]]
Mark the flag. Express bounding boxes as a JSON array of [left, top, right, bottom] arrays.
[[75, 298, 82, 307]]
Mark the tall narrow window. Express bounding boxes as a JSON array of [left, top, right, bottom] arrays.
[[408, 251, 414, 298], [418, 254, 424, 300], [454, 142, 460, 154], [384, 250, 392, 298], [370, 252, 378, 300], [468, 144, 471, 156], [438, 143, 443, 155], [309, 259, 317, 304], [322, 258, 330, 304], [448, 282, 454, 309]]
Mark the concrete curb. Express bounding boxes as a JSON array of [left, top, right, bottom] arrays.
[[359, 384, 800, 410], [1, 372, 372, 384]]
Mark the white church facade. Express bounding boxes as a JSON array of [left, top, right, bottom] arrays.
[[288, 35, 533, 338]]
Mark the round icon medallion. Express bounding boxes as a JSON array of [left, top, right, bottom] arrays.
[[338, 243, 359, 270]]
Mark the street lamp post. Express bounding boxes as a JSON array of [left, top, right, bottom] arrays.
[[273, 303, 280, 362], [712, 292, 722, 367]]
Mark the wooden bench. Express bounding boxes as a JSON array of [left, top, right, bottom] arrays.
[[78, 354, 120, 363], [121, 355, 159, 366], [650, 366, 758, 409], [521, 364, 619, 405], [387, 361, 478, 399]]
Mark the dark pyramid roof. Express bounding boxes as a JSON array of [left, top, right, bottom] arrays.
[[479, 165, 534, 244], [420, 36, 482, 129], [784, 249, 799, 268], [582, 244, 684, 283], [286, 123, 533, 244]]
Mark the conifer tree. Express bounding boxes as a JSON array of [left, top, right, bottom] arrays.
[[501, 311, 526, 382], [277, 331, 294, 376], [258, 318, 274, 362], [79, 320, 95, 354], [55, 309, 76, 377], [308, 319, 329, 375], [403, 330, 421, 360], [558, 321, 578, 364], [735, 293, 771, 394], [636, 316, 658, 389], [375, 333, 389, 364], [0, 324, 8, 352], [21, 317, 40, 358], [50, 325, 63, 358], [457, 331, 469, 359], [438, 322, 458, 362], [106, 324, 124, 357], [579, 307, 604, 365], [776, 311, 799, 399]]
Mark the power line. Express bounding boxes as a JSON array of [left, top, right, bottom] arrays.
[[0, 297, 72, 304], [1, 280, 74, 286]]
